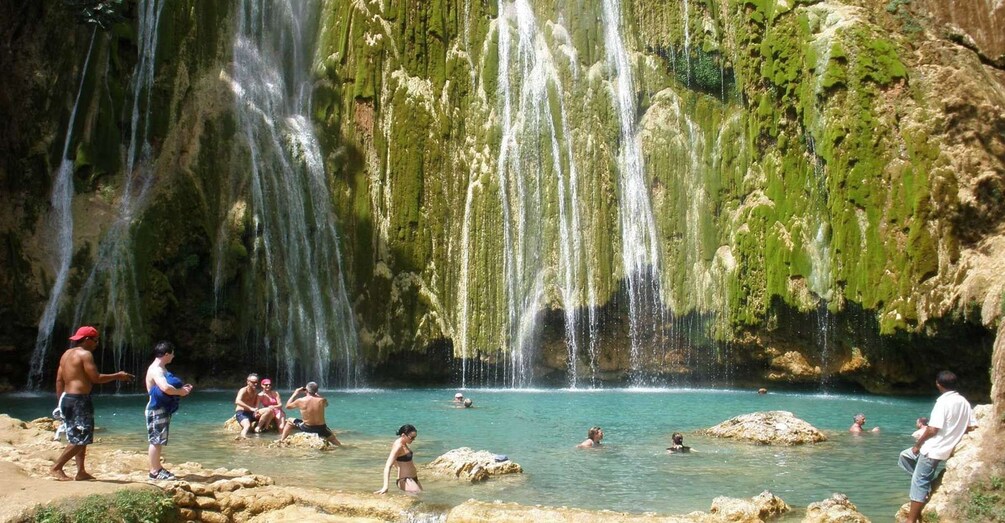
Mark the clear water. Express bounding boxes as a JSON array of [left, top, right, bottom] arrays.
[[0, 389, 933, 519]]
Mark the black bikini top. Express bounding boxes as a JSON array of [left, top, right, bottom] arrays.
[[396, 450, 414, 462]]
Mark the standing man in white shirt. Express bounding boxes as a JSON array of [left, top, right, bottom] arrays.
[[898, 370, 976, 523]]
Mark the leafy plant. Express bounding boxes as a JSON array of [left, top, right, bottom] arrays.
[[963, 475, 1005, 521], [30, 489, 178, 523]]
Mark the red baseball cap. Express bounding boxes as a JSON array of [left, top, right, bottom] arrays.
[[69, 326, 99, 341], [261, 378, 272, 385]]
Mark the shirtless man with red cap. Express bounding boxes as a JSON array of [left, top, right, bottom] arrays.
[[51, 326, 133, 481]]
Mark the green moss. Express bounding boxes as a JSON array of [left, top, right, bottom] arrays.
[[30, 488, 178, 523]]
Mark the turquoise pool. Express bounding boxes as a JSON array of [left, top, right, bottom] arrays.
[[0, 388, 938, 519]]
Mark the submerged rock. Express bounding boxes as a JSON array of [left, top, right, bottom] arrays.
[[703, 411, 827, 445], [427, 447, 523, 482], [803, 493, 868, 522]]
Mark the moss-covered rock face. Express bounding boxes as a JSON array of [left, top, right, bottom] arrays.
[[1, 0, 1003, 393]]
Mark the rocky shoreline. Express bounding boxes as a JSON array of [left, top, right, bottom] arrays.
[[0, 409, 991, 522]]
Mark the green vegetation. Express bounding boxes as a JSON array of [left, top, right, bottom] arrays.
[[30, 489, 178, 523], [962, 475, 1005, 522]]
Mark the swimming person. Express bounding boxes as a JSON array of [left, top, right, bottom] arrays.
[[667, 432, 692, 454], [50, 326, 133, 481], [577, 426, 604, 448], [849, 413, 880, 433], [454, 392, 464, 404], [255, 378, 284, 432], [234, 373, 260, 438], [144, 341, 193, 481], [376, 424, 422, 494], [279, 382, 342, 445], [463, 398, 473, 408]]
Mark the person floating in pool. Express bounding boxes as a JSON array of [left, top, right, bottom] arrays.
[[376, 424, 422, 494], [279, 382, 342, 446], [849, 413, 880, 433], [577, 426, 604, 448], [463, 398, 473, 408], [453, 392, 465, 404], [667, 432, 692, 454]]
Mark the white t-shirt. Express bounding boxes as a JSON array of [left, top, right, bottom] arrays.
[[920, 390, 974, 460]]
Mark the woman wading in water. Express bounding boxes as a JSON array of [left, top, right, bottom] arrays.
[[376, 424, 422, 494]]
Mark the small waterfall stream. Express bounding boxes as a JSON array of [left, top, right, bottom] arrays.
[[225, 0, 359, 387], [27, 29, 98, 389], [491, 0, 588, 387], [601, 0, 665, 382], [71, 0, 166, 374]]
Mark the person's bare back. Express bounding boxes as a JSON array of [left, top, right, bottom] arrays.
[[296, 394, 328, 426]]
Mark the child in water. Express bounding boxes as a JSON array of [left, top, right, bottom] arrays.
[[667, 432, 692, 454]]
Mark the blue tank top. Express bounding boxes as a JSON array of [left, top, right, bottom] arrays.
[[148, 371, 184, 414]]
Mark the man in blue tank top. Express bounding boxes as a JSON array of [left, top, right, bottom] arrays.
[[145, 341, 193, 481]]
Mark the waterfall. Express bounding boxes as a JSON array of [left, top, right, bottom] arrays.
[[456, 0, 589, 387], [807, 135, 833, 387], [27, 29, 98, 389], [226, 0, 359, 388], [600, 0, 664, 381], [71, 0, 165, 375]]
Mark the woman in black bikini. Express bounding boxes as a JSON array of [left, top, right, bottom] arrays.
[[376, 424, 422, 494]]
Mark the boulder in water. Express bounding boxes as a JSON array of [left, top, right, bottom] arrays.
[[427, 447, 523, 482], [270, 433, 335, 450], [803, 493, 868, 522], [703, 411, 827, 445]]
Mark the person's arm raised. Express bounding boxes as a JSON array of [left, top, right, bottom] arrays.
[[285, 388, 305, 409]]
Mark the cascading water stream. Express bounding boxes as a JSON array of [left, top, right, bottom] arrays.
[[456, 0, 590, 387], [600, 0, 664, 382], [71, 0, 165, 374], [807, 135, 833, 388], [27, 29, 98, 390], [225, 0, 359, 388]]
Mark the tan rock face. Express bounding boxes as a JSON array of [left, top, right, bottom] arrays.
[[768, 351, 822, 382], [427, 447, 524, 482], [703, 411, 828, 445], [802, 493, 868, 523]]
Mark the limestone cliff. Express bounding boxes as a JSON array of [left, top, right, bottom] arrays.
[[0, 0, 1002, 392]]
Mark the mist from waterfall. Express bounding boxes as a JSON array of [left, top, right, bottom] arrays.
[[601, 0, 665, 382], [27, 29, 98, 389], [225, 0, 359, 388]]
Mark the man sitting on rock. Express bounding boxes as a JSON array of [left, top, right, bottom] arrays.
[[279, 382, 341, 446]]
